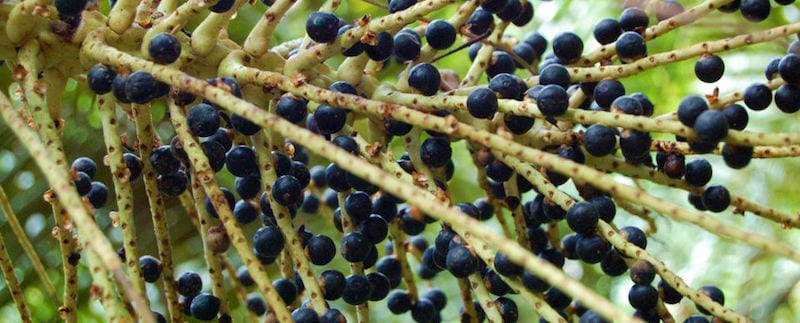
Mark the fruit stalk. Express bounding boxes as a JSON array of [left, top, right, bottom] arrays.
[[98, 94, 149, 307]]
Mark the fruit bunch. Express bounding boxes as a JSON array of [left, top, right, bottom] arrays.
[[0, 0, 799, 322]]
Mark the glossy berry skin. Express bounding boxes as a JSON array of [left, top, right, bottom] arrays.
[[521, 270, 550, 292], [495, 297, 519, 323], [631, 92, 654, 117], [693, 110, 729, 143], [411, 299, 436, 322], [320, 309, 345, 323], [75, 172, 92, 196], [276, 95, 308, 123], [594, 18, 622, 45], [659, 279, 683, 304], [366, 32, 394, 61], [408, 63, 441, 96], [55, 0, 87, 16], [234, 175, 261, 200], [426, 19, 457, 49], [539, 64, 571, 89], [629, 260, 656, 285], [537, 84, 569, 116], [576, 233, 611, 264], [393, 32, 421, 61], [497, 0, 522, 22], [779, 54, 800, 84], [272, 175, 303, 206], [600, 250, 628, 276], [615, 31, 647, 63], [359, 215, 388, 244], [513, 43, 536, 67], [689, 193, 707, 211], [685, 315, 711, 323], [186, 103, 220, 137], [305, 234, 336, 265], [552, 32, 584, 63], [291, 308, 319, 323], [190, 293, 220, 321], [524, 32, 548, 57], [207, 128, 232, 151], [677, 95, 709, 127], [544, 287, 572, 310], [341, 231, 370, 262], [149, 32, 181, 65], [684, 158, 713, 186], [209, 0, 234, 12], [87, 182, 109, 208], [512, 1, 534, 26], [72, 157, 98, 179], [246, 294, 266, 315], [593, 79, 626, 109], [765, 57, 781, 80], [273, 278, 298, 304], [619, 7, 649, 31], [740, 0, 771, 22], [611, 96, 643, 115], [388, 0, 415, 13], [367, 272, 391, 301], [139, 255, 161, 283], [87, 65, 117, 94], [587, 196, 615, 223], [344, 191, 372, 223], [722, 144, 753, 169], [306, 12, 339, 43], [695, 55, 725, 83], [467, 87, 498, 119], [225, 146, 258, 177], [387, 290, 413, 313], [319, 269, 346, 300], [628, 284, 659, 310], [775, 83, 800, 113], [253, 226, 285, 258], [466, 8, 494, 36], [619, 130, 652, 161], [342, 274, 372, 305], [566, 202, 600, 234], [743, 83, 772, 111], [697, 285, 725, 315], [420, 137, 452, 168], [489, 73, 526, 100], [112, 74, 131, 103], [230, 114, 261, 136], [494, 251, 523, 276], [176, 271, 202, 297], [446, 245, 477, 278], [722, 104, 749, 130], [504, 115, 535, 135], [583, 124, 617, 157], [619, 226, 647, 250], [233, 200, 258, 224], [313, 105, 347, 135], [480, 0, 506, 13], [124, 71, 158, 104], [702, 185, 730, 212], [486, 51, 516, 78]]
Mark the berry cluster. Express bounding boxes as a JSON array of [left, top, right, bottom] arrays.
[[3, 0, 800, 323]]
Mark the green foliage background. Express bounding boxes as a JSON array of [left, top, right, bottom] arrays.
[[0, 0, 799, 322]]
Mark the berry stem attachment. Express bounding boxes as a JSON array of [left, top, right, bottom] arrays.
[[132, 104, 183, 322], [166, 101, 292, 323], [98, 94, 148, 307]]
